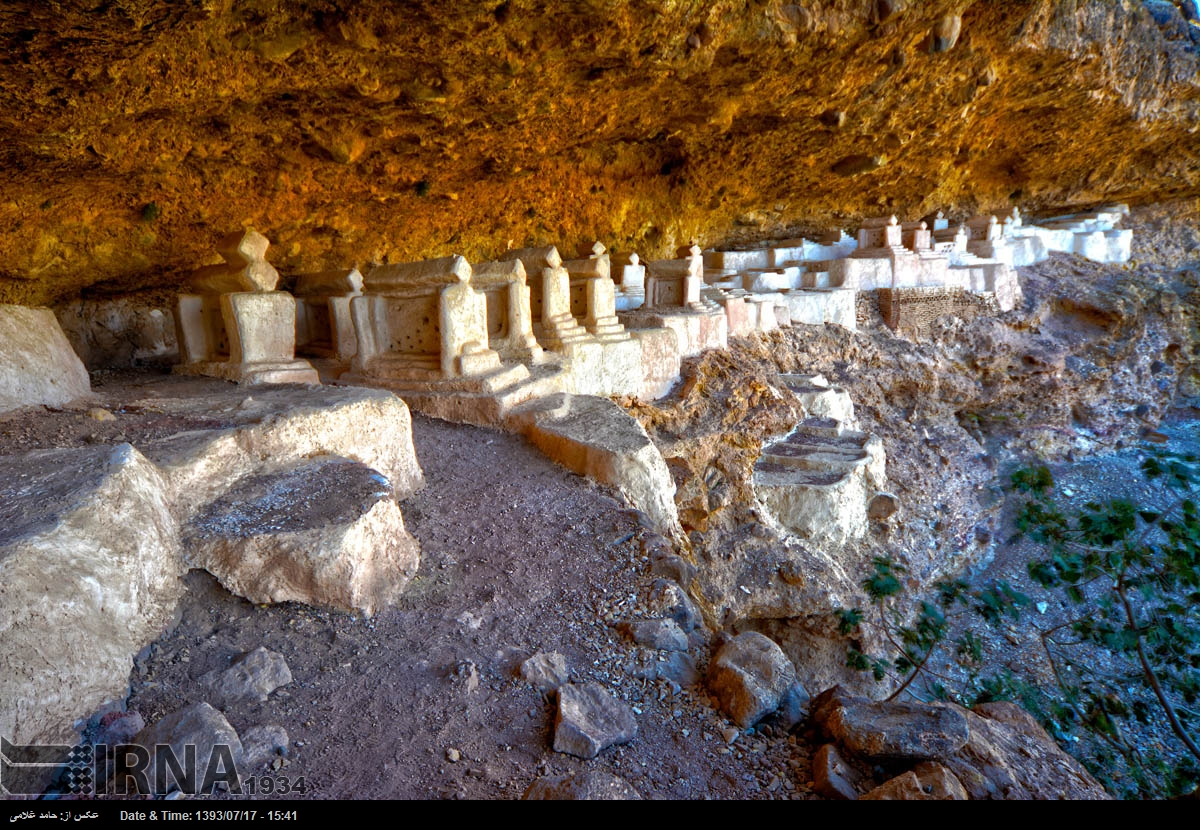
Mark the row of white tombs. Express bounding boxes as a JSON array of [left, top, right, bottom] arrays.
[[177, 205, 1133, 423]]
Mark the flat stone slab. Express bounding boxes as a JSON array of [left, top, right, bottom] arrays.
[[184, 456, 420, 616], [508, 393, 681, 538], [553, 682, 638, 759], [0, 304, 91, 413], [138, 382, 425, 514]]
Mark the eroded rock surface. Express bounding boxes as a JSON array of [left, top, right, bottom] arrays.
[[0, 304, 91, 412], [0, 444, 182, 744], [2, 3, 1198, 306], [185, 457, 420, 616]]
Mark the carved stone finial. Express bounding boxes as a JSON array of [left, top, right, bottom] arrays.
[[888, 215, 899, 226], [629, 252, 640, 266]]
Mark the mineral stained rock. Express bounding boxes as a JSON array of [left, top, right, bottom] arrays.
[[1, 2, 1196, 305]]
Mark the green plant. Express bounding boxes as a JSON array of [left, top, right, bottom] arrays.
[[837, 444, 1200, 798], [1010, 451, 1200, 797], [837, 555, 1028, 702]]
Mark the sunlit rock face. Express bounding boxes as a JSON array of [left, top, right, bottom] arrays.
[[0, 0, 1196, 305]]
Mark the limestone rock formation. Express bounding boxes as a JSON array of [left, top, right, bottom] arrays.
[[184, 457, 420, 617], [0, 305, 91, 412], [2, 2, 1197, 306], [141, 384, 425, 513], [943, 701, 1112, 800], [0, 444, 183, 745], [509, 392, 682, 539]]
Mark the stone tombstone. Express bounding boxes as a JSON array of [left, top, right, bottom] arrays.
[[563, 241, 629, 342], [645, 244, 705, 310], [856, 216, 903, 251], [471, 258, 544, 363], [351, 255, 500, 380], [174, 229, 318, 385], [902, 221, 933, 252], [620, 252, 646, 298], [502, 246, 592, 351], [292, 267, 363, 363]]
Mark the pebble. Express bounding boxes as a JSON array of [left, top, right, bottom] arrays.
[[446, 748, 461, 763], [721, 726, 740, 744]]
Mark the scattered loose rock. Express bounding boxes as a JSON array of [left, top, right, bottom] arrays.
[[860, 762, 968, 800], [811, 743, 867, 800], [553, 682, 638, 759], [523, 771, 641, 800], [520, 651, 569, 693], [240, 725, 289, 770], [707, 632, 798, 728], [645, 579, 702, 631], [200, 647, 292, 706], [617, 618, 689, 652]]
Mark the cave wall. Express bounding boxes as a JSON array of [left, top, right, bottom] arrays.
[[1, 0, 1197, 305]]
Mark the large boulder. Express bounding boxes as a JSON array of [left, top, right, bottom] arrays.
[[943, 702, 1110, 800], [0, 304, 91, 413], [811, 687, 970, 761], [129, 703, 244, 795], [707, 632, 798, 728], [183, 456, 420, 616], [0, 444, 183, 745]]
